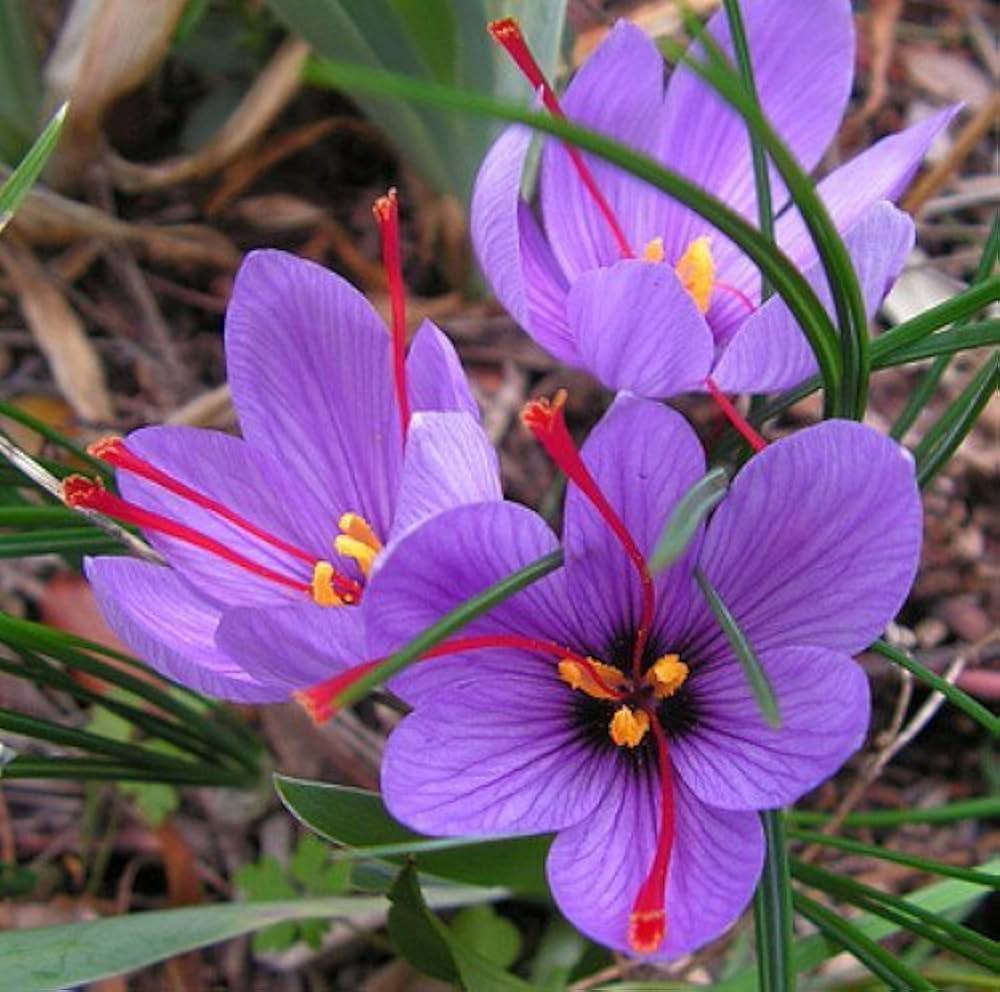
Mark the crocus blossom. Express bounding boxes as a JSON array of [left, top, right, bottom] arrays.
[[70, 217, 499, 705], [362, 394, 921, 957], [472, 1, 959, 397]]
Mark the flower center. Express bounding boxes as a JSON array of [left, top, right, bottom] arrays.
[[559, 653, 688, 748], [65, 438, 371, 606]]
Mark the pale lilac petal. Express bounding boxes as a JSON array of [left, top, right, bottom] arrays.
[[569, 260, 714, 397], [85, 557, 288, 702], [406, 320, 477, 419], [712, 202, 915, 392], [547, 768, 762, 959], [564, 395, 705, 650], [540, 21, 667, 278], [518, 203, 577, 364], [471, 125, 578, 364], [774, 106, 960, 270], [689, 421, 921, 657], [658, 0, 854, 261], [673, 646, 869, 810], [365, 501, 578, 704], [388, 412, 501, 544], [382, 670, 609, 835], [119, 426, 334, 607], [225, 249, 401, 537], [215, 602, 367, 688]]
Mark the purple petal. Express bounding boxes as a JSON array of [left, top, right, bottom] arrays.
[[406, 320, 477, 419], [690, 421, 921, 657], [119, 425, 334, 607], [364, 501, 577, 704], [673, 646, 869, 810], [470, 125, 578, 364], [539, 21, 667, 279], [563, 395, 705, 650], [388, 412, 501, 544], [712, 202, 915, 393], [382, 669, 609, 835], [547, 768, 762, 959], [658, 0, 855, 261], [85, 557, 289, 702], [215, 601, 367, 689], [775, 106, 960, 270], [225, 249, 402, 537], [568, 260, 714, 397]]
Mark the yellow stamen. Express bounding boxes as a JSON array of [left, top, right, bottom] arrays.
[[675, 236, 715, 313], [558, 658, 629, 701], [335, 512, 382, 576], [644, 654, 689, 699], [641, 236, 665, 263], [310, 561, 343, 607], [609, 705, 650, 748], [338, 512, 382, 552]]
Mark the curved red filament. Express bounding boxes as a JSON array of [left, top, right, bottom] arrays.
[[488, 18, 634, 261], [62, 476, 317, 595], [88, 438, 361, 600], [522, 392, 655, 681], [373, 188, 411, 443], [629, 714, 675, 954], [713, 280, 757, 314], [298, 632, 625, 723], [703, 377, 767, 453]]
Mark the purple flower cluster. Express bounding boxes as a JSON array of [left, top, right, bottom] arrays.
[[73, 0, 933, 963]]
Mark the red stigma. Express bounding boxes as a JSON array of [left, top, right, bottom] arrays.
[[628, 716, 675, 954], [373, 188, 411, 443], [87, 438, 362, 601], [297, 633, 624, 721], [488, 17, 633, 260], [60, 474, 361, 600], [522, 392, 655, 681], [703, 378, 767, 454]]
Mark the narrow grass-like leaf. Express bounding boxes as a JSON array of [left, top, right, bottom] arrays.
[[0, 527, 123, 558], [914, 351, 998, 487], [787, 829, 998, 887], [303, 59, 843, 395], [793, 893, 935, 990], [650, 467, 727, 572], [790, 797, 998, 829], [752, 810, 794, 992], [694, 567, 779, 727], [0, 506, 83, 526], [0, 756, 253, 787], [664, 21, 867, 418], [874, 321, 999, 367], [722, 0, 773, 299], [791, 860, 997, 968], [872, 639, 997, 734], [0, 103, 67, 232], [275, 775, 550, 895], [334, 548, 564, 709], [0, 399, 111, 475], [0, 890, 498, 992]]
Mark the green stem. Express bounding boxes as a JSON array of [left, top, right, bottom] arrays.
[[753, 810, 795, 991]]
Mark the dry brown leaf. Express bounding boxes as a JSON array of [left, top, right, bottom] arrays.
[[4, 178, 239, 269], [0, 394, 78, 458], [42, 0, 188, 189], [572, 0, 720, 66], [0, 237, 113, 423], [904, 46, 993, 109], [107, 39, 311, 193]]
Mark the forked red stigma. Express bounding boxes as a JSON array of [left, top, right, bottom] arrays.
[[628, 717, 675, 954], [295, 659, 383, 724], [373, 187, 410, 442], [487, 18, 633, 259], [522, 391, 655, 680]]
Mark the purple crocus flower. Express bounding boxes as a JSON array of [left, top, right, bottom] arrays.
[[67, 201, 499, 707], [473, 2, 959, 397], [362, 394, 921, 957]]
